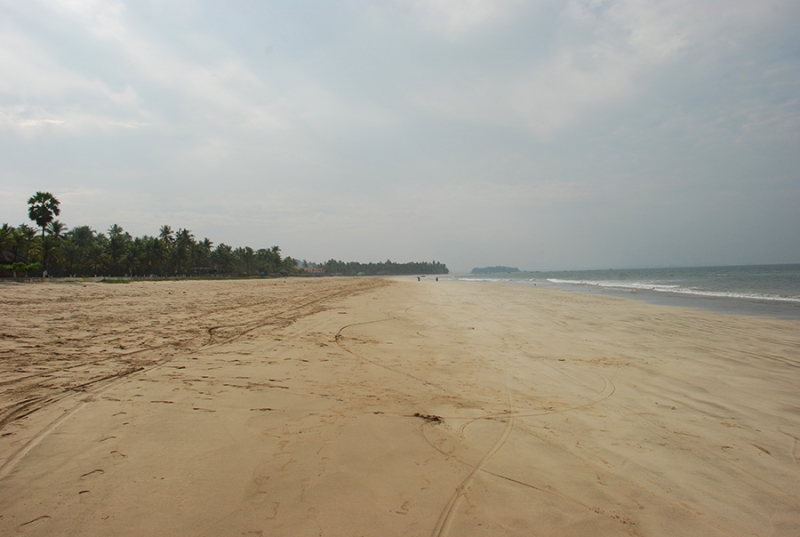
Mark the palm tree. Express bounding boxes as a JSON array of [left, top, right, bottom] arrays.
[[0, 223, 14, 263], [159, 225, 177, 274], [174, 228, 195, 275], [64, 226, 96, 276], [143, 236, 167, 275], [47, 220, 66, 238], [212, 243, 234, 274], [126, 237, 146, 276], [233, 246, 255, 275], [193, 238, 214, 273], [28, 192, 61, 239], [159, 225, 174, 244], [37, 220, 67, 276], [27, 192, 60, 277], [107, 224, 131, 275], [38, 235, 60, 277], [15, 224, 37, 263]]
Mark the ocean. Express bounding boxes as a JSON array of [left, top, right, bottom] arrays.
[[441, 264, 800, 320]]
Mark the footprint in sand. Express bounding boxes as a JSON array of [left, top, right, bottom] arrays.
[[80, 469, 104, 480], [18, 515, 50, 531], [395, 500, 410, 515]]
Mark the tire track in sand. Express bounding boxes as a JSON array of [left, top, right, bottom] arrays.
[[0, 371, 140, 481], [0, 279, 387, 483], [432, 371, 515, 537]]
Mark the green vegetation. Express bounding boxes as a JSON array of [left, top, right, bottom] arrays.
[[2, 192, 450, 279], [323, 259, 448, 276], [27, 192, 61, 239], [1, 193, 296, 278]]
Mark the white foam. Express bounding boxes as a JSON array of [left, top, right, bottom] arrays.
[[545, 279, 800, 303]]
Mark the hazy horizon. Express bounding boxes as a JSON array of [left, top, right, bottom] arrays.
[[2, 1, 799, 274]]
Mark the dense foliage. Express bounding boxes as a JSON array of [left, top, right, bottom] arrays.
[[2, 193, 449, 278], [0, 221, 295, 278], [323, 259, 448, 276]]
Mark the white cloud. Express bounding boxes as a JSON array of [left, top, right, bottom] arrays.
[[410, 0, 524, 36], [0, 30, 132, 100], [0, 105, 155, 137], [1, 0, 298, 139], [409, 0, 773, 136], [1, 0, 798, 269], [0, 18, 150, 134]]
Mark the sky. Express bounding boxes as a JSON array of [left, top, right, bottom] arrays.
[[1, 0, 799, 273]]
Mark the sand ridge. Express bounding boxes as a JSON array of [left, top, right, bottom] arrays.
[[1, 277, 799, 536]]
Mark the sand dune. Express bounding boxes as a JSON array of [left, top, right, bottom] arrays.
[[1, 277, 798, 536]]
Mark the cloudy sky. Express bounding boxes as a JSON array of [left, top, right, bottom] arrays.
[[1, 0, 798, 272]]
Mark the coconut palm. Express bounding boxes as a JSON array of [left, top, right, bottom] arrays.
[[143, 236, 168, 275], [47, 220, 66, 238], [0, 223, 14, 263], [14, 224, 37, 263], [233, 246, 255, 275], [159, 225, 174, 244], [107, 224, 131, 275], [64, 226, 96, 276], [193, 238, 214, 272], [212, 243, 234, 274], [174, 228, 195, 275]]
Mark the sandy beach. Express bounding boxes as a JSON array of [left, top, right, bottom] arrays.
[[1, 277, 799, 536]]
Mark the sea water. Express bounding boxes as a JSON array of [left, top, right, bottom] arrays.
[[442, 265, 800, 320]]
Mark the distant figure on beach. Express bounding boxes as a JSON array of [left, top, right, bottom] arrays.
[[417, 277, 420, 281]]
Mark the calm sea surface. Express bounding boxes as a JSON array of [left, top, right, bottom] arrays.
[[440, 264, 800, 320]]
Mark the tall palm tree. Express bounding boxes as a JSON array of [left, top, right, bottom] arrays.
[[107, 224, 131, 276], [212, 243, 234, 274], [27, 192, 60, 239], [159, 225, 174, 244], [15, 224, 37, 263], [193, 238, 214, 272], [159, 225, 177, 274], [143, 236, 167, 275], [65, 226, 96, 276], [233, 246, 255, 275], [0, 223, 14, 263], [38, 220, 67, 276], [27, 192, 60, 276], [174, 228, 195, 275]]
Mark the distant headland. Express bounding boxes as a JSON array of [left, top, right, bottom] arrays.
[[471, 266, 520, 274]]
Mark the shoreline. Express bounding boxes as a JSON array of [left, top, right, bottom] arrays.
[[1, 278, 798, 536], [538, 280, 800, 320], [443, 270, 800, 320]]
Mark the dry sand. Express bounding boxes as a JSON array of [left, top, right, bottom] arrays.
[[1, 277, 799, 536]]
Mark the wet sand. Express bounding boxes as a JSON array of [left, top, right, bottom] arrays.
[[1, 277, 799, 536]]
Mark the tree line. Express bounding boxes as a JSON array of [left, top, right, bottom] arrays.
[[322, 259, 448, 276], [2, 192, 450, 278], [1, 192, 295, 278]]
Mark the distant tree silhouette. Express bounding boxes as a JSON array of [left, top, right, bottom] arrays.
[[27, 192, 60, 239]]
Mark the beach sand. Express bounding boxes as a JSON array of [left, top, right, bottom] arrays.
[[1, 277, 799, 536]]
